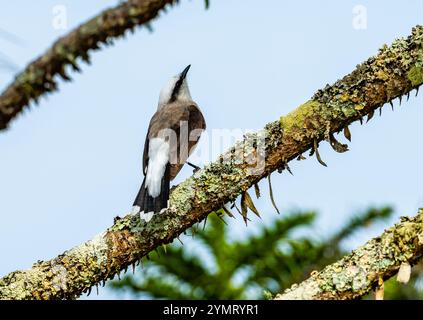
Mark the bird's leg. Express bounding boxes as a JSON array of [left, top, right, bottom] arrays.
[[186, 161, 201, 173]]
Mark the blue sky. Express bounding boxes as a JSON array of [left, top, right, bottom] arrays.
[[0, 0, 422, 299]]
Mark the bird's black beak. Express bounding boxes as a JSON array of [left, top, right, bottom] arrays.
[[180, 64, 191, 80]]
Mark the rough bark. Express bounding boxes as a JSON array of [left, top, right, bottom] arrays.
[[0, 26, 421, 300], [275, 209, 423, 300], [0, 0, 178, 130]]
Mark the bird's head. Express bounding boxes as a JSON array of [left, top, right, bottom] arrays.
[[158, 65, 192, 109]]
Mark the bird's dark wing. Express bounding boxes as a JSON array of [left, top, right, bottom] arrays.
[[142, 132, 149, 175], [169, 103, 205, 179], [142, 103, 189, 175], [142, 102, 205, 179]]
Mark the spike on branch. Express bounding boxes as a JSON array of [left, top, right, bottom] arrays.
[[297, 154, 306, 161], [267, 173, 280, 214], [240, 193, 249, 225], [254, 183, 261, 199], [222, 204, 235, 218], [329, 133, 349, 153], [313, 139, 328, 167], [214, 211, 228, 225], [242, 191, 261, 219], [366, 110, 374, 123], [176, 236, 184, 245], [343, 126, 352, 142], [286, 163, 293, 175]]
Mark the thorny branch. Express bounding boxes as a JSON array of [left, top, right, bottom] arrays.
[[0, 0, 179, 130], [0, 26, 422, 299], [275, 209, 423, 300]]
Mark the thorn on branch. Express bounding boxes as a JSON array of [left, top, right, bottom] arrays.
[[329, 133, 349, 153], [267, 173, 280, 214], [297, 154, 306, 161], [313, 139, 328, 167], [222, 203, 235, 218], [144, 23, 154, 33], [285, 163, 293, 175], [240, 193, 249, 225], [215, 211, 228, 225], [242, 191, 261, 219], [232, 201, 242, 216], [277, 162, 293, 175], [58, 67, 71, 82], [366, 110, 374, 123], [202, 215, 208, 231], [343, 126, 352, 142], [80, 51, 91, 65], [254, 183, 261, 199]]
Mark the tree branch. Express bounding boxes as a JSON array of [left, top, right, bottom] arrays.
[[275, 208, 423, 300], [0, 0, 178, 130], [0, 26, 421, 300]]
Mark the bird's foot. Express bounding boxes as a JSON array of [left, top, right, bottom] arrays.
[[186, 161, 201, 173]]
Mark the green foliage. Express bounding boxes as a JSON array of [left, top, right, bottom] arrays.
[[109, 207, 423, 299]]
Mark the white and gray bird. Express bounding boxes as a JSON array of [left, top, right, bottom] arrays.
[[132, 65, 206, 222]]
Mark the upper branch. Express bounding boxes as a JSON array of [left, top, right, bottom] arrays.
[[0, 26, 421, 300], [0, 0, 178, 130]]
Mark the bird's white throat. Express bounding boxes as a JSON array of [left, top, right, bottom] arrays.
[[158, 76, 192, 109]]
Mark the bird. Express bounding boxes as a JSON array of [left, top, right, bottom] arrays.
[[132, 65, 206, 222]]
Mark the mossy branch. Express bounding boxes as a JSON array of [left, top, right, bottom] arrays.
[[0, 0, 179, 130], [275, 209, 423, 300], [0, 26, 422, 300]]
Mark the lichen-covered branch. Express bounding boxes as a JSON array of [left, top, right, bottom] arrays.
[[275, 209, 423, 300], [0, 26, 421, 300], [0, 0, 178, 130]]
